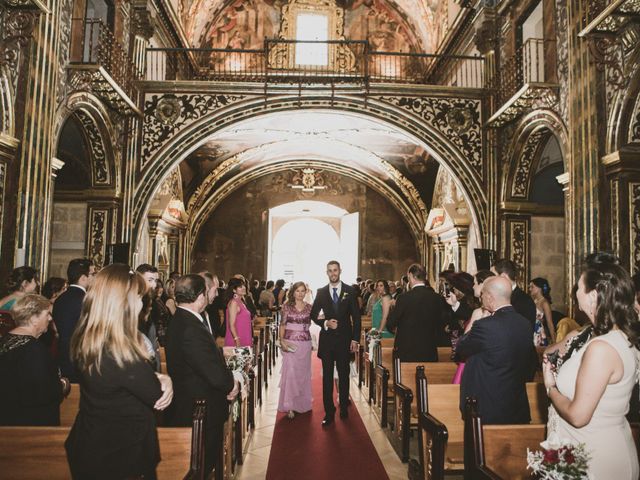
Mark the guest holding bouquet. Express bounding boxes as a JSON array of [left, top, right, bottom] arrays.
[[543, 257, 640, 479], [278, 282, 313, 419]]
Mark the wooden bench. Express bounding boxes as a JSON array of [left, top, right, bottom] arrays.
[[59, 384, 80, 427], [373, 345, 395, 427], [413, 381, 548, 480], [0, 400, 208, 480], [394, 360, 458, 461], [437, 347, 452, 362]]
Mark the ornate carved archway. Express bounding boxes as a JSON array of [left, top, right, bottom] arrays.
[[135, 92, 487, 260]]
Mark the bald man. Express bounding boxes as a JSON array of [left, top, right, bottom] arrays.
[[455, 276, 534, 424]]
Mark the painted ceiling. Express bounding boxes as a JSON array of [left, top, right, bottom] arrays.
[[168, 0, 456, 53], [178, 110, 439, 208]]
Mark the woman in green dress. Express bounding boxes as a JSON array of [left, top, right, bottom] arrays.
[[371, 279, 394, 338]]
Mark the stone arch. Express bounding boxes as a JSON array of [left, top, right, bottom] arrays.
[[54, 92, 119, 191], [502, 109, 569, 203], [134, 94, 487, 254]]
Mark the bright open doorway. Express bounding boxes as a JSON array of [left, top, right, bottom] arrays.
[[267, 201, 359, 293]]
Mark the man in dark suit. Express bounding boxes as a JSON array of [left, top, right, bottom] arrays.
[[310, 260, 361, 426], [491, 258, 536, 326], [53, 258, 95, 382], [165, 274, 238, 475], [456, 276, 533, 424], [386, 263, 444, 361]]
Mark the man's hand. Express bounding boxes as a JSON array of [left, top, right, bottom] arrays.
[[326, 319, 338, 330], [154, 373, 174, 411], [445, 292, 458, 306], [350, 340, 359, 353], [227, 380, 240, 401]]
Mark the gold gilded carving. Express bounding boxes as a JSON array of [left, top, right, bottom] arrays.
[[87, 208, 109, 268], [508, 219, 530, 286], [0, 8, 39, 94], [0, 161, 5, 254], [629, 183, 640, 271], [379, 160, 428, 223]]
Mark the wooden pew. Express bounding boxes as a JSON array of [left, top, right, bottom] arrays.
[[59, 383, 81, 427], [464, 397, 546, 480], [394, 360, 458, 461], [373, 345, 395, 427], [0, 400, 208, 480], [413, 381, 547, 480], [437, 347, 452, 362]]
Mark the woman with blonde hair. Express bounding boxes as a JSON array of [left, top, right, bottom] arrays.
[[278, 281, 313, 419], [65, 264, 173, 480]]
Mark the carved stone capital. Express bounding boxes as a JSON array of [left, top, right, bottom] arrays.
[[132, 6, 154, 40], [473, 7, 498, 55]]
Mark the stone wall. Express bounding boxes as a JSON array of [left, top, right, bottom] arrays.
[[530, 216, 566, 313], [48, 202, 87, 278], [191, 173, 420, 283]]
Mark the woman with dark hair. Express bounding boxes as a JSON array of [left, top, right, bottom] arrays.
[[0, 266, 39, 310], [42, 277, 68, 303], [452, 270, 494, 384], [273, 279, 286, 308], [543, 259, 640, 479], [224, 278, 252, 347], [530, 277, 556, 344], [258, 280, 276, 316], [277, 281, 312, 418], [371, 280, 394, 338]]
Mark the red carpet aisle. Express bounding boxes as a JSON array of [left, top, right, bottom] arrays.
[[265, 354, 390, 480]]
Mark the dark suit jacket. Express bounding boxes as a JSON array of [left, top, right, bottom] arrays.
[[512, 286, 536, 326], [53, 285, 85, 382], [386, 285, 443, 361], [165, 307, 234, 427], [310, 282, 361, 360], [456, 305, 533, 424]]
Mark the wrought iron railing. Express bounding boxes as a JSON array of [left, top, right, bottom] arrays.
[[70, 18, 140, 95], [491, 38, 554, 106], [145, 39, 485, 89]]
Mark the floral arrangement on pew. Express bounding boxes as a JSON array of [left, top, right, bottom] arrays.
[[224, 346, 255, 422], [527, 434, 589, 479], [365, 328, 382, 353]]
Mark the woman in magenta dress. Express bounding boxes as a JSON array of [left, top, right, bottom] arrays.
[[278, 281, 313, 418], [224, 278, 253, 347]]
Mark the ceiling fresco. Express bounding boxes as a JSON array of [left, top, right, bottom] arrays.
[[177, 111, 440, 208], [168, 0, 456, 53]]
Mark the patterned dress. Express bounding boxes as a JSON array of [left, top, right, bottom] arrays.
[[278, 303, 313, 413]]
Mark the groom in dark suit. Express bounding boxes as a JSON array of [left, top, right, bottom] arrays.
[[311, 260, 361, 426]]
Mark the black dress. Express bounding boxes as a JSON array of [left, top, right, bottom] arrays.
[[0, 333, 62, 426], [65, 353, 163, 480]]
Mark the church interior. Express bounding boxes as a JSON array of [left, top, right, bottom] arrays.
[[1, 0, 640, 477]]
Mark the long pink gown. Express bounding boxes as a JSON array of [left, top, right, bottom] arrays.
[[278, 303, 313, 413], [224, 297, 253, 347]]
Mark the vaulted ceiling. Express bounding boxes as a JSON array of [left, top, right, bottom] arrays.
[[168, 0, 456, 53]]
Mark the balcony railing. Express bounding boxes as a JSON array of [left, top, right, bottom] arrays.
[[70, 18, 140, 96], [145, 39, 485, 89], [491, 38, 554, 106]]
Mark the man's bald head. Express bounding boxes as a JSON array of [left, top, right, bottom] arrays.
[[481, 276, 513, 311]]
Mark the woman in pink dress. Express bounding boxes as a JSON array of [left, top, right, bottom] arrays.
[[452, 270, 494, 384], [278, 282, 313, 418], [224, 278, 253, 347]]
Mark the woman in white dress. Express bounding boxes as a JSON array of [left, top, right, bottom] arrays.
[[543, 259, 640, 479]]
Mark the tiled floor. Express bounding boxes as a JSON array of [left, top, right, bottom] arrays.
[[235, 356, 408, 480]]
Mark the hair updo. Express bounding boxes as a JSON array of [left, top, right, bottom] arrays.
[[531, 277, 552, 304]]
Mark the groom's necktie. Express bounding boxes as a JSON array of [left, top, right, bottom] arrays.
[[332, 287, 339, 304]]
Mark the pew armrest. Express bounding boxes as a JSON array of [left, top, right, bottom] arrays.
[[184, 399, 207, 480], [418, 412, 449, 480], [395, 382, 414, 462]]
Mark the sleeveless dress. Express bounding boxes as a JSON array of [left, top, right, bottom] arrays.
[[224, 297, 253, 347], [0, 298, 17, 310], [371, 297, 394, 338], [278, 303, 312, 413], [547, 330, 640, 479]]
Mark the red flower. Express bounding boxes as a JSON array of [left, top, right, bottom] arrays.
[[543, 449, 559, 464], [564, 451, 576, 464]]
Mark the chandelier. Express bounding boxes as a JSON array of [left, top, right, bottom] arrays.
[[288, 168, 328, 194]]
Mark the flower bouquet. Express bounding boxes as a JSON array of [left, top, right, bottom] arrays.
[[366, 328, 382, 353], [527, 434, 589, 479], [224, 347, 255, 421]]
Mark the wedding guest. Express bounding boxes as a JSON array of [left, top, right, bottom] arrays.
[[452, 270, 494, 384], [456, 276, 533, 424], [166, 274, 237, 475], [491, 259, 536, 326], [54, 259, 95, 383], [278, 282, 313, 419], [273, 279, 286, 307], [250, 279, 260, 305], [234, 274, 257, 317], [0, 294, 69, 426], [200, 271, 220, 337], [139, 291, 159, 370], [225, 278, 253, 347], [530, 277, 556, 345], [372, 280, 393, 338], [0, 266, 39, 310], [162, 278, 177, 315], [153, 279, 171, 346], [259, 280, 276, 316], [365, 282, 377, 315], [65, 264, 173, 480], [42, 277, 68, 303], [543, 259, 640, 479]]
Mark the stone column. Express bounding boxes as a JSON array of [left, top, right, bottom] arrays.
[[556, 171, 573, 309]]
